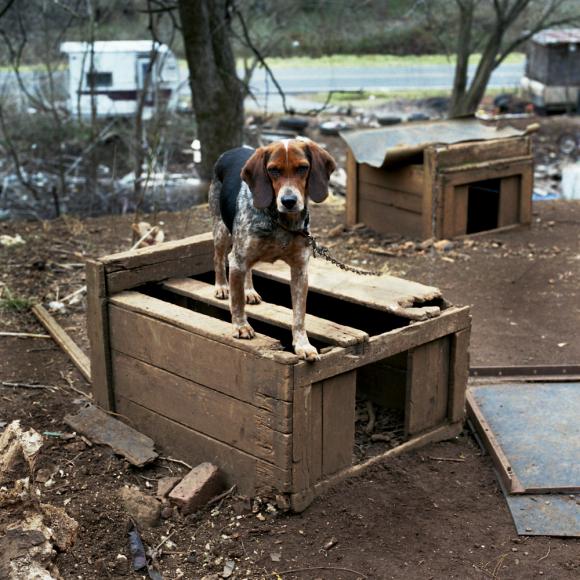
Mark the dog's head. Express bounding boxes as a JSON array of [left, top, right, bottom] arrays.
[[241, 138, 336, 214]]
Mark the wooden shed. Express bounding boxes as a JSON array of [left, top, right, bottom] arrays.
[[87, 232, 471, 511], [342, 119, 535, 240]]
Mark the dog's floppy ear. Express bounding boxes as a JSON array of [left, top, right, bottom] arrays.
[[241, 147, 273, 209], [306, 142, 336, 203]]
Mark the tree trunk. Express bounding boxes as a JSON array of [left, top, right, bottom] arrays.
[[458, 29, 504, 116], [178, 0, 244, 180], [448, 1, 474, 118]]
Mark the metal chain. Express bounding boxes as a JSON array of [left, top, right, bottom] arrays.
[[307, 234, 383, 277]]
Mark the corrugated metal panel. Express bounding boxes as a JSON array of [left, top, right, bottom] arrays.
[[470, 382, 580, 492], [532, 28, 580, 46], [340, 119, 525, 168]]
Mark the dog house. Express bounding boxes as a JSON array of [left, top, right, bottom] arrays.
[[87, 233, 470, 511], [342, 119, 535, 239]]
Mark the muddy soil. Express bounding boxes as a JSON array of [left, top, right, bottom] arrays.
[[1, 115, 579, 579]]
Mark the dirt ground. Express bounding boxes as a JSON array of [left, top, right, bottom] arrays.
[[1, 117, 580, 579]]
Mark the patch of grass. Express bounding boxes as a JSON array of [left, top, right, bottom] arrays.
[[0, 287, 32, 312], [309, 86, 515, 107], [251, 53, 525, 69]]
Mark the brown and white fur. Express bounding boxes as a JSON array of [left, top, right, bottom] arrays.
[[208, 138, 336, 361]]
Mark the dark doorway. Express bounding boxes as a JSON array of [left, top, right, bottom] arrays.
[[466, 178, 501, 234]]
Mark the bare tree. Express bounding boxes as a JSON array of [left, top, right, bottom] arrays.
[[422, 0, 580, 117], [177, 0, 243, 180]]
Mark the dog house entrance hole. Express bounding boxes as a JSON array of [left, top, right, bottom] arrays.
[[354, 352, 407, 462], [466, 178, 501, 234]]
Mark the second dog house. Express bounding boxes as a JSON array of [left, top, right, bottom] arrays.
[[342, 119, 534, 239]]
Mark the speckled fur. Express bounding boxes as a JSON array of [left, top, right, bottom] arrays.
[[209, 140, 336, 361]]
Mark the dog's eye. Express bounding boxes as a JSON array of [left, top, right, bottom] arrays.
[[296, 165, 309, 175], [268, 167, 281, 178]]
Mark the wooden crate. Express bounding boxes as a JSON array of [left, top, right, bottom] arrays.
[[346, 135, 534, 239], [87, 232, 471, 511]]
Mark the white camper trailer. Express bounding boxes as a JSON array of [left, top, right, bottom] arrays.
[[60, 40, 181, 118]]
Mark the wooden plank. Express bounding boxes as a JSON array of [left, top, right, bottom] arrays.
[[466, 390, 525, 494], [112, 352, 292, 468], [32, 303, 91, 383], [441, 179, 456, 240], [453, 184, 469, 237], [64, 404, 157, 466], [117, 397, 291, 495], [358, 163, 424, 194], [442, 158, 533, 186], [294, 305, 471, 387], [292, 385, 313, 494], [358, 182, 423, 213], [358, 198, 423, 238], [519, 165, 533, 225], [322, 371, 356, 476], [106, 250, 214, 294], [436, 137, 531, 168], [86, 260, 114, 409], [422, 148, 437, 239], [254, 256, 442, 317], [345, 148, 359, 226], [448, 328, 470, 423], [102, 231, 213, 270], [162, 278, 368, 348], [291, 421, 462, 512], [110, 291, 290, 361], [405, 337, 450, 436], [310, 383, 323, 482], [498, 175, 521, 227], [108, 303, 294, 403]]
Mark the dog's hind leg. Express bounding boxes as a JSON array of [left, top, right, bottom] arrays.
[[213, 220, 231, 299], [244, 269, 262, 304]]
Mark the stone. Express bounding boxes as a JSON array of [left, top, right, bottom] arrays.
[[156, 476, 181, 499], [113, 554, 129, 576], [118, 485, 162, 528], [168, 463, 223, 515]]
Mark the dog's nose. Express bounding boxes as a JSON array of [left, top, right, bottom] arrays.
[[281, 194, 298, 209]]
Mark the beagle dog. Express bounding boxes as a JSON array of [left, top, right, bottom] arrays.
[[208, 138, 336, 361]]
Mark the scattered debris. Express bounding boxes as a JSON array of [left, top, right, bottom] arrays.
[[131, 221, 166, 249], [221, 559, 235, 578], [1, 381, 55, 391], [0, 234, 25, 248], [0, 420, 43, 481], [64, 404, 158, 466], [119, 486, 162, 529], [169, 462, 224, 515], [156, 476, 182, 499], [0, 332, 51, 339], [322, 537, 338, 551], [128, 522, 148, 570]]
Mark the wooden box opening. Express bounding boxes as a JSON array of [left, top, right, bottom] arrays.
[[142, 272, 445, 352], [355, 352, 406, 462], [466, 178, 501, 234]]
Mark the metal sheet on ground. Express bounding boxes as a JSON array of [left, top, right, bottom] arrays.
[[504, 492, 580, 537], [470, 382, 580, 492]]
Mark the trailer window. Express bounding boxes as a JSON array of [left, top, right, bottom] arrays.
[[86, 71, 113, 88]]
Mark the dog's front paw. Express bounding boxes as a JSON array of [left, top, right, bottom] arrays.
[[245, 289, 262, 305], [233, 323, 255, 339], [215, 284, 229, 300], [294, 342, 319, 362]]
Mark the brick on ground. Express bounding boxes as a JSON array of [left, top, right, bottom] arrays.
[[168, 462, 223, 515]]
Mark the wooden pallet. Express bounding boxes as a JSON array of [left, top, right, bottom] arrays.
[[87, 232, 471, 510]]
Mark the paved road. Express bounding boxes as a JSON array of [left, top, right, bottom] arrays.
[[4, 60, 525, 114], [246, 61, 524, 95]]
